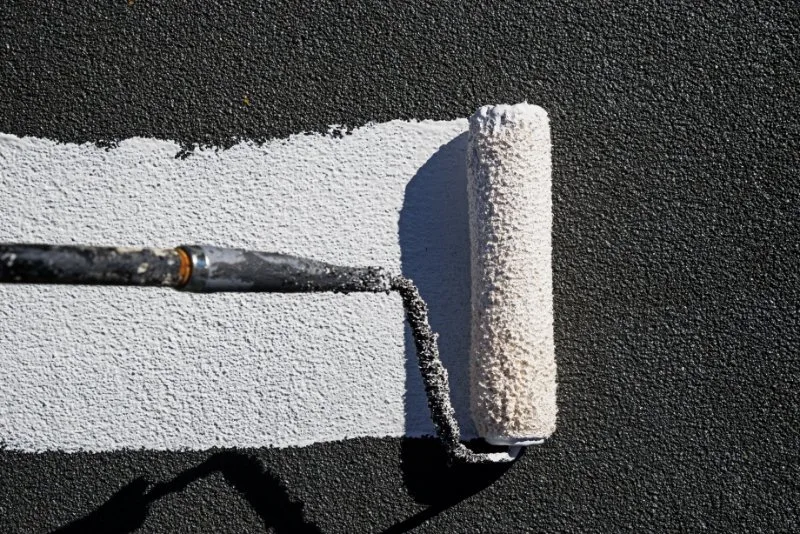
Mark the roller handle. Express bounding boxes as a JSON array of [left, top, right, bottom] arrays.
[[0, 244, 188, 287], [0, 244, 391, 294]]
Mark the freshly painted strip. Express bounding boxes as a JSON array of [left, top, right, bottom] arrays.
[[0, 119, 473, 452]]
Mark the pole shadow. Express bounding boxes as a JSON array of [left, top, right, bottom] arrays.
[[395, 132, 512, 529], [51, 450, 321, 534]]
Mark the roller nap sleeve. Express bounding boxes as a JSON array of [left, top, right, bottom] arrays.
[[467, 103, 557, 446]]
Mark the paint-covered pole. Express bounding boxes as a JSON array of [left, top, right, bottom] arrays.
[[0, 244, 190, 287], [178, 246, 392, 293], [0, 244, 393, 294]]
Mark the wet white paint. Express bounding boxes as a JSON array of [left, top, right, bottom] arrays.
[[0, 119, 473, 452]]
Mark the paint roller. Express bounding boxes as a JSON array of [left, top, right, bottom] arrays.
[[0, 103, 555, 463]]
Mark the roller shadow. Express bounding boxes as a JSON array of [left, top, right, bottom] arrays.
[[395, 132, 512, 529], [382, 439, 516, 534], [51, 450, 320, 534], [399, 132, 472, 438]]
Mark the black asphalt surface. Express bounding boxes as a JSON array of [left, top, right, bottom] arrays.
[[1, 1, 798, 532]]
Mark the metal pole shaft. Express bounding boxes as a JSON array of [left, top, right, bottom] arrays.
[[0, 244, 392, 294]]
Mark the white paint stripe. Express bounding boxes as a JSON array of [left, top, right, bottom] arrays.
[[0, 119, 473, 452]]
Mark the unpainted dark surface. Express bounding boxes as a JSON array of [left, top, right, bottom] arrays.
[[1, 1, 798, 532]]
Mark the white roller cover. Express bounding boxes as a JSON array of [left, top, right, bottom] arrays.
[[467, 103, 557, 446]]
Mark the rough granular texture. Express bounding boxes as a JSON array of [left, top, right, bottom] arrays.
[[467, 103, 557, 444], [1, 1, 798, 531]]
